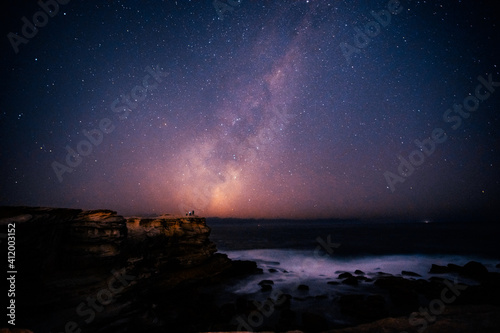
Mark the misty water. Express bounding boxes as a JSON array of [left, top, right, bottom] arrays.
[[207, 218, 500, 323]]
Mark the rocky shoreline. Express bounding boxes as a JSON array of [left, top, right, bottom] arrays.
[[0, 206, 261, 332], [212, 260, 500, 332], [1, 206, 499, 332]]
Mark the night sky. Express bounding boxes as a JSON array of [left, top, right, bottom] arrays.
[[1, 0, 499, 219]]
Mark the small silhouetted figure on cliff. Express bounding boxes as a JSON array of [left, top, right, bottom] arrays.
[[192, 210, 195, 216]]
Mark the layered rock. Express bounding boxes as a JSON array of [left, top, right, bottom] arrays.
[[126, 215, 217, 268], [0, 206, 257, 332]]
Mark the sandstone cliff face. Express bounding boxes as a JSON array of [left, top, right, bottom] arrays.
[[126, 215, 217, 268], [0, 206, 254, 332]]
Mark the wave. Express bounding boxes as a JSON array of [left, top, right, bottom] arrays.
[[221, 249, 499, 296]]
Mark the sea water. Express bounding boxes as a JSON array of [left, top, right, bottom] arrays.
[[207, 218, 500, 297]]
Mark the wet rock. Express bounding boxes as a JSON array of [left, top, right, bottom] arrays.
[[261, 284, 273, 292], [269, 268, 278, 273], [401, 270, 422, 277], [258, 279, 274, 286], [356, 276, 372, 282], [374, 276, 419, 311], [338, 272, 353, 279], [327, 281, 340, 285], [342, 276, 359, 286], [354, 269, 365, 275], [460, 261, 488, 280], [223, 260, 262, 278], [429, 264, 450, 274], [297, 284, 309, 291]]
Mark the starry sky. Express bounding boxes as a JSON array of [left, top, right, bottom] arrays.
[[1, 0, 499, 219]]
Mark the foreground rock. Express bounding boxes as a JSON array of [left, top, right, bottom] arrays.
[[429, 261, 489, 280], [326, 304, 500, 333], [3, 206, 499, 332], [0, 206, 260, 332]]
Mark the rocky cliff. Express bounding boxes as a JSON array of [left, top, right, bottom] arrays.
[[0, 206, 258, 332]]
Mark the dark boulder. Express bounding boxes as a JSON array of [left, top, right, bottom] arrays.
[[258, 279, 274, 286], [429, 264, 450, 274], [356, 276, 373, 282], [342, 276, 359, 286], [460, 261, 488, 280], [338, 272, 353, 279], [224, 260, 263, 277], [261, 284, 273, 292], [374, 276, 419, 312], [402, 270, 422, 277]]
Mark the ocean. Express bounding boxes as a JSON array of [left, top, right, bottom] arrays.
[[206, 218, 500, 327], [207, 218, 500, 256]]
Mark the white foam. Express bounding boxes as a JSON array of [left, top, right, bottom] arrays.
[[222, 249, 499, 295]]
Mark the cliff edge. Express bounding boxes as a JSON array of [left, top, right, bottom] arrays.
[[0, 206, 258, 332]]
